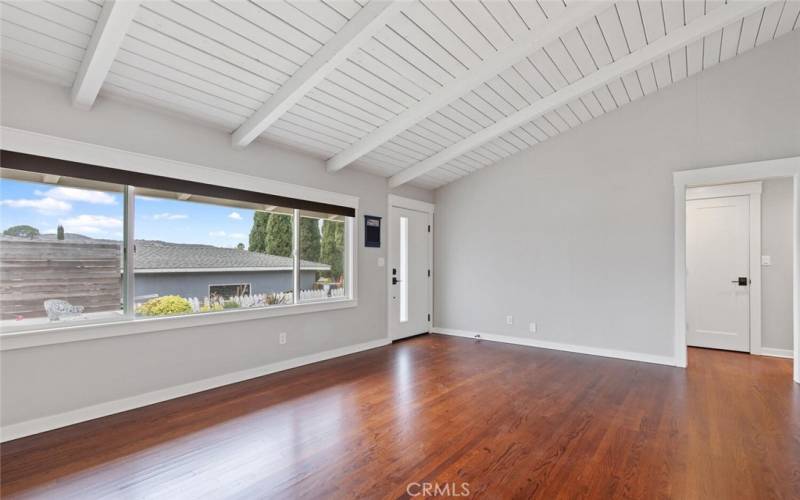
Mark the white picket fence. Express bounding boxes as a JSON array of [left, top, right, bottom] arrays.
[[183, 288, 344, 313]]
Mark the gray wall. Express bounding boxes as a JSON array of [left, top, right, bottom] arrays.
[[762, 178, 794, 350], [434, 31, 799, 358], [0, 69, 432, 428], [135, 270, 317, 299]]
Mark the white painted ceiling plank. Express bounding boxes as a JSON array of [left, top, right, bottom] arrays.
[[119, 36, 273, 101], [1, 36, 81, 73], [1, 21, 87, 61], [251, 0, 337, 45], [326, 1, 610, 172], [290, 0, 349, 32], [738, 8, 766, 54], [56, 0, 104, 21], [71, 0, 141, 108], [114, 49, 264, 110], [103, 73, 244, 127], [231, 1, 402, 147], [755, 1, 785, 46], [720, 20, 743, 62], [387, 0, 769, 188], [2, 53, 77, 86], [774, 0, 800, 36], [703, 29, 723, 69], [132, 8, 289, 86], [422, 0, 496, 58], [2, 3, 92, 48], [11, 0, 96, 35]]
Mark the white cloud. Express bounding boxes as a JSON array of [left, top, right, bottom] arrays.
[[60, 214, 123, 234], [37, 187, 116, 205], [228, 211, 242, 220], [0, 197, 72, 215], [209, 231, 246, 239], [153, 212, 188, 220]]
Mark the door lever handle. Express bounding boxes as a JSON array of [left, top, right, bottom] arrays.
[[731, 277, 749, 286], [392, 277, 402, 285]]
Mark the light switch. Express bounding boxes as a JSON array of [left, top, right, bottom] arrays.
[[378, 257, 385, 267], [761, 255, 771, 266]]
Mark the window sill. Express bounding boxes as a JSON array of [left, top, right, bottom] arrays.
[[0, 299, 358, 351]]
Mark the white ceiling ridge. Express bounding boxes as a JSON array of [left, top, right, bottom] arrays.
[[231, 0, 406, 148], [324, 1, 611, 173], [72, 0, 142, 109], [387, 0, 770, 188]]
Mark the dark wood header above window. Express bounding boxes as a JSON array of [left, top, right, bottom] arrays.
[[0, 151, 356, 217]]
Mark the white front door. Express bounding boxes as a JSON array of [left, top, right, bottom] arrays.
[[686, 195, 750, 352], [389, 206, 431, 340]]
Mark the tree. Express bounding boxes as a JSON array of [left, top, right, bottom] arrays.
[[57, 225, 65, 240], [248, 212, 270, 252], [265, 213, 293, 257], [299, 217, 320, 262], [236, 242, 244, 250], [320, 220, 344, 281], [3, 225, 39, 239]]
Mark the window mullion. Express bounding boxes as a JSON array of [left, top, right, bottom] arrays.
[[292, 208, 300, 304], [123, 185, 136, 317]]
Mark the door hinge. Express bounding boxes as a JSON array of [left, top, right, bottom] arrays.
[[427, 313, 431, 322]]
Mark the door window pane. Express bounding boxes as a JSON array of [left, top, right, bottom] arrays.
[[400, 216, 408, 322], [299, 210, 346, 301], [0, 168, 125, 327], [134, 188, 294, 316]]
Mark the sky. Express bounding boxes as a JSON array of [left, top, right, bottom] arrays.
[[0, 178, 257, 247]]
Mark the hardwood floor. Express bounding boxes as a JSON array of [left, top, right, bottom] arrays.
[[1, 334, 798, 499]]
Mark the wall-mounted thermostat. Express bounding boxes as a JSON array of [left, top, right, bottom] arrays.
[[365, 215, 381, 248]]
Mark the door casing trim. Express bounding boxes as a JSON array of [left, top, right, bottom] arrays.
[[685, 182, 762, 354], [673, 156, 800, 384], [387, 195, 434, 341]]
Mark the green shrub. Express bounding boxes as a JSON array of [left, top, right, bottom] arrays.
[[137, 295, 192, 316], [223, 300, 240, 309], [200, 303, 224, 313]]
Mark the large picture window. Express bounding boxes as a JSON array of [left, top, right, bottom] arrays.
[[0, 155, 355, 331]]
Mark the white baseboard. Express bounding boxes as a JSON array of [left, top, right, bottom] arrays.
[[431, 327, 677, 367], [0, 338, 390, 443], [759, 347, 794, 359]]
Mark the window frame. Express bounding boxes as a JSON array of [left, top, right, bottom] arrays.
[[208, 283, 253, 299], [0, 128, 359, 350]]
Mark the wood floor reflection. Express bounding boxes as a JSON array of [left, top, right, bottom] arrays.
[[1, 334, 798, 499]]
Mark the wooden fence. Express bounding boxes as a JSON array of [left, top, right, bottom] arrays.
[[0, 239, 122, 320]]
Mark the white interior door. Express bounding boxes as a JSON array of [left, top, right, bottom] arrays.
[[389, 206, 431, 340], [686, 195, 750, 352]]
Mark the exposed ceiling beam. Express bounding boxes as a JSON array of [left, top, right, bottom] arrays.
[[71, 0, 141, 109], [231, 0, 404, 148], [388, 0, 768, 188], [326, 1, 610, 173]]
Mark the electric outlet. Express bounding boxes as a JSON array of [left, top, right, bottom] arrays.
[[506, 315, 513, 325], [529, 322, 537, 333], [761, 255, 771, 266], [279, 332, 287, 345]]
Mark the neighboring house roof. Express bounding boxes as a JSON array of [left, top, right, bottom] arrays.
[[134, 240, 330, 273], [0, 235, 331, 273]]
